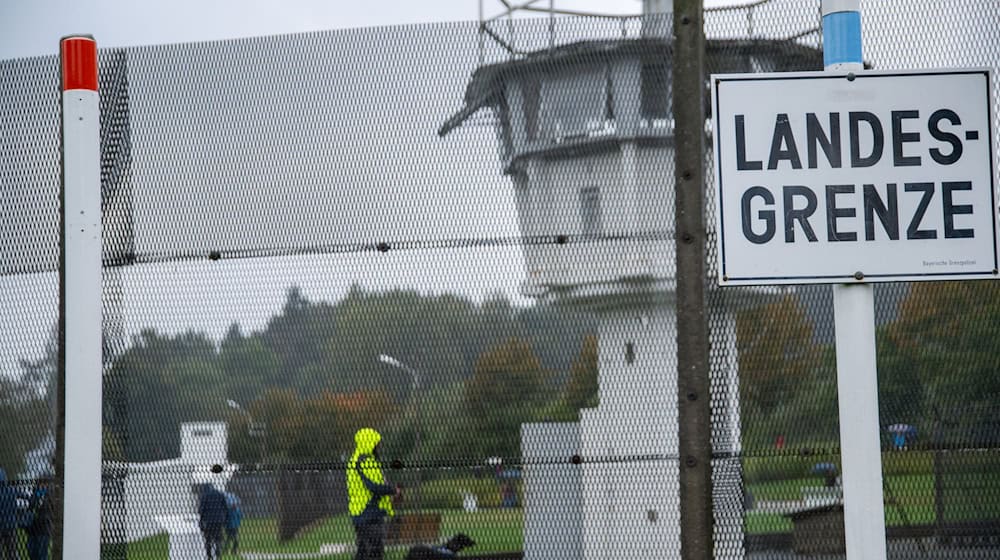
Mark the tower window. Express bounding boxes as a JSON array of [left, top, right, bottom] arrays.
[[640, 62, 670, 119], [521, 77, 541, 140], [579, 186, 602, 237]]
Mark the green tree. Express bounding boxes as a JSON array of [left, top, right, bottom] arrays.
[[562, 334, 599, 412], [516, 304, 595, 375], [105, 329, 225, 461], [261, 287, 340, 394], [410, 380, 472, 463], [875, 324, 923, 430], [736, 294, 822, 447], [325, 287, 473, 395], [95, 284, 603, 466], [464, 337, 554, 459], [544, 334, 599, 421], [884, 281, 1000, 443], [230, 388, 396, 463], [0, 375, 49, 478], [248, 387, 309, 462], [769, 345, 839, 448], [218, 324, 281, 407]]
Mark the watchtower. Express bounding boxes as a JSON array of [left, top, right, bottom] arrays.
[[441, 5, 820, 558]]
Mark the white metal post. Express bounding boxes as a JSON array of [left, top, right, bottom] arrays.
[[833, 285, 887, 558], [822, 1, 888, 558], [60, 34, 103, 559]]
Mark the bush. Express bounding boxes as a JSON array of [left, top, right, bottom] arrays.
[[743, 452, 840, 484], [746, 450, 959, 483], [413, 476, 516, 510]]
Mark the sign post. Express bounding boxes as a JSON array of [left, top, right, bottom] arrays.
[[824, 3, 886, 558], [711, 2, 997, 558], [60, 34, 102, 560]]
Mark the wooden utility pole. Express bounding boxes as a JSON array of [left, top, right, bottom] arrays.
[[672, 1, 713, 558]]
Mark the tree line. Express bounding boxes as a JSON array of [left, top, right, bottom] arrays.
[[100, 285, 597, 466], [4, 280, 1000, 477], [736, 281, 1000, 452]]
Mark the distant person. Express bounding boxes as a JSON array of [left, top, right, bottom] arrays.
[[198, 483, 227, 560], [500, 482, 517, 509], [0, 468, 19, 560], [346, 428, 400, 560], [824, 470, 838, 488], [24, 477, 51, 560], [223, 492, 242, 557]]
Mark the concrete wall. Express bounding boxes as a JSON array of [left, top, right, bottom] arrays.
[[579, 306, 680, 560], [180, 422, 227, 468], [521, 422, 582, 560], [515, 143, 675, 300], [102, 422, 232, 543]]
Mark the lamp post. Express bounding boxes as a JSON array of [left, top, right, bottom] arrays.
[[226, 399, 266, 467], [378, 354, 422, 511]]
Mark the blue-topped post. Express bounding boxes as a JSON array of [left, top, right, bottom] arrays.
[[822, 0, 863, 70], [822, 1, 888, 559]]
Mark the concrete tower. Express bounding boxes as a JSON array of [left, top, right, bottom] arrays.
[[441, 10, 820, 559]]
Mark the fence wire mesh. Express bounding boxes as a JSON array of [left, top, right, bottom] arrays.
[[2, 0, 1000, 558]]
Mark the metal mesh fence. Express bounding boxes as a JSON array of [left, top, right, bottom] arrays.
[[2, 0, 999, 558]]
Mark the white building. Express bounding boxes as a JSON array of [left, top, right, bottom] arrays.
[[102, 421, 234, 543]]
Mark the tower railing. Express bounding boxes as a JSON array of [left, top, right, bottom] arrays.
[[477, 0, 819, 63]]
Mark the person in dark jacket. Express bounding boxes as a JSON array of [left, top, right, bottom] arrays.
[[346, 428, 400, 560], [222, 492, 242, 556], [0, 468, 19, 560], [198, 484, 228, 560], [24, 477, 51, 560]]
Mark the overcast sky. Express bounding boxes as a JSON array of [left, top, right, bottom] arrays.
[[0, 0, 760, 377], [0, 0, 662, 378], [1, 0, 995, 378], [0, 0, 670, 60]]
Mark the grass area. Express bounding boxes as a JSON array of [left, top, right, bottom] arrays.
[[120, 455, 1000, 554], [439, 508, 523, 553], [121, 508, 522, 559], [745, 512, 792, 534], [117, 532, 168, 559], [746, 477, 815, 502], [419, 476, 515, 510], [745, 467, 1000, 534]]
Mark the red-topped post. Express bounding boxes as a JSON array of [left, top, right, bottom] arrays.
[[61, 36, 99, 92], [60, 34, 102, 559]]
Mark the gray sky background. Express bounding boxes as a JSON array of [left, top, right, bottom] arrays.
[[0, 0, 665, 60], [0, 0, 763, 60], [1, 0, 996, 379], [0, 0, 711, 378]]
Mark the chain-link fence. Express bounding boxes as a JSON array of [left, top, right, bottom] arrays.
[[2, 0, 999, 558]]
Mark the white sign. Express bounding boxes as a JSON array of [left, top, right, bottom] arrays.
[[712, 69, 997, 285]]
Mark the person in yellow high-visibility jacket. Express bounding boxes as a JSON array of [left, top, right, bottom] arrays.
[[346, 427, 400, 560]]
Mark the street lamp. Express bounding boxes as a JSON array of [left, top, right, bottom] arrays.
[[378, 354, 422, 511], [226, 399, 266, 466]]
